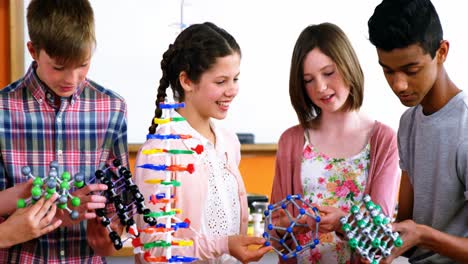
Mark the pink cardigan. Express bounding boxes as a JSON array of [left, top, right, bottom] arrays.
[[271, 123, 400, 220], [270, 122, 400, 263], [134, 125, 248, 263]]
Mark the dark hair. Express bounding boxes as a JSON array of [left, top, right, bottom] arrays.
[[27, 0, 96, 65], [289, 22, 364, 128], [148, 22, 241, 134], [368, 0, 443, 58]]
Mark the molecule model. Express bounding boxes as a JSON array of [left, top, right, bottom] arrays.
[[137, 101, 201, 263], [92, 159, 155, 250], [17, 161, 84, 220], [263, 194, 321, 261], [339, 194, 403, 264]]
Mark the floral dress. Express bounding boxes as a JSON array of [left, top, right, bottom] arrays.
[[297, 132, 370, 264]]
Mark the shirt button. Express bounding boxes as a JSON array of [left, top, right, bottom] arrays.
[[60, 250, 65, 256], [38, 99, 43, 103], [57, 150, 63, 156], [57, 117, 61, 123]]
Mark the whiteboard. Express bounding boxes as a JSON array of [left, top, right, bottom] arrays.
[[23, 0, 468, 143]]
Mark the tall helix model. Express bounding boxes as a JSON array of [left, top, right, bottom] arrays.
[[136, 101, 203, 263]]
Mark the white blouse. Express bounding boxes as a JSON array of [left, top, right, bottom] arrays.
[[185, 120, 241, 264]]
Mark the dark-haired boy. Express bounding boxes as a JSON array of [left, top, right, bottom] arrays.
[[368, 0, 468, 263]]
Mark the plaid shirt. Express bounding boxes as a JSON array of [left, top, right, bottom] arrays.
[[0, 63, 128, 263]]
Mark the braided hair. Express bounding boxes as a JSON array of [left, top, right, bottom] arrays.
[[148, 22, 241, 134]]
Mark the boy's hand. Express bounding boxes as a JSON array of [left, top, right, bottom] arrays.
[[0, 193, 62, 248], [380, 220, 418, 264], [0, 179, 36, 216], [86, 217, 122, 256], [228, 235, 272, 263], [15, 179, 35, 198], [54, 183, 108, 227]]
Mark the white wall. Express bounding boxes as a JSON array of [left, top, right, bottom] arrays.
[[23, 0, 468, 143]]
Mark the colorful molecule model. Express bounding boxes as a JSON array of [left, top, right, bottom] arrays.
[[17, 161, 84, 220], [263, 194, 321, 261], [340, 194, 403, 264], [137, 101, 201, 263]]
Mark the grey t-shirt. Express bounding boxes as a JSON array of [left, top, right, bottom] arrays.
[[398, 91, 468, 263]]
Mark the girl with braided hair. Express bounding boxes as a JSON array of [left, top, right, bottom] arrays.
[[134, 22, 271, 264]]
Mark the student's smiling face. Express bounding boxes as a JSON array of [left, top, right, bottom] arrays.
[[303, 48, 350, 114], [184, 53, 241, 121]]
